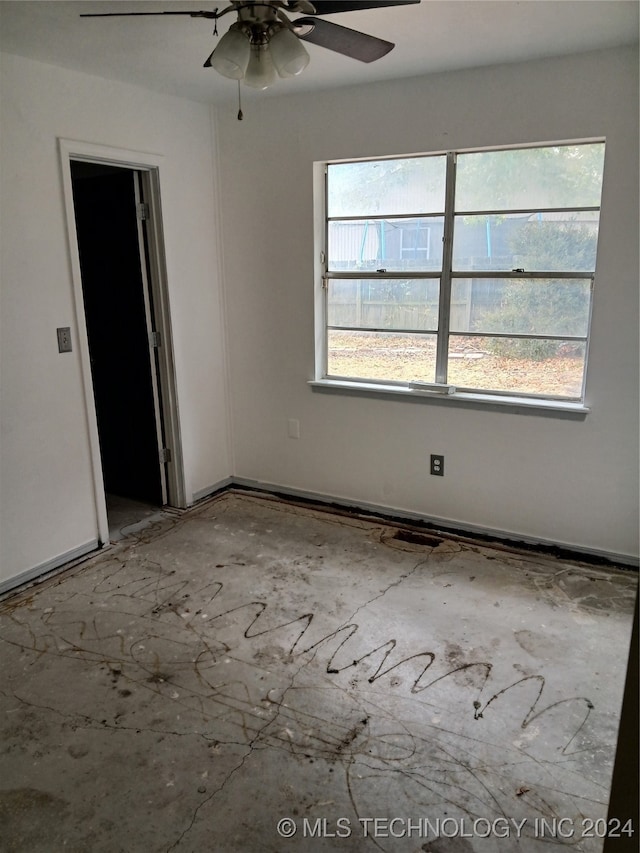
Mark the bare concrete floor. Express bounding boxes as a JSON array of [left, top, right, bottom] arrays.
[[0, 492, 636, 852]]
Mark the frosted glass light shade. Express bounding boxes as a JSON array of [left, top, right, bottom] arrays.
[[269, 27, 310, 78], [244, 44, 276, 89], [208, 26, 251, 80]]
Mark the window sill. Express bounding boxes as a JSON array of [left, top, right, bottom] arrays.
[[309, 378, 590, 416]]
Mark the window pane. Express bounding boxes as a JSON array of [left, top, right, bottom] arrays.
[[452, 212, 599, 272], [456, 144, 605, 211], [450, 278, 592, 337], [327, 156, 446, 217], [448, 336, 586, 398], [327, 330, 436, 383], [328, 279, 440, 330], [328, 217, 444, 272]]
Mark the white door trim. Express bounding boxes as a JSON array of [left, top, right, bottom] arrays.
[[137, 167, 186, 510], [133, 171, 168, 506], [58, 138, 186, 546]]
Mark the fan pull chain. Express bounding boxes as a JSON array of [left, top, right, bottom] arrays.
[[237, 80, 244, 121]]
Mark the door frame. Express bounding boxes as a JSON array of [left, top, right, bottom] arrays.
[[132, 169, 168, 506], [59, 139, 186, 545]]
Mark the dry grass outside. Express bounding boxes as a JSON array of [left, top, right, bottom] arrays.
[[327, 332, 585, 398]]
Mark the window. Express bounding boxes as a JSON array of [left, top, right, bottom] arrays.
[[319, 142, 605, 405], [400, 223, 431, 262]]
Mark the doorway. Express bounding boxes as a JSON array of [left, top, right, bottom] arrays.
[[71, 161, 167, 513]]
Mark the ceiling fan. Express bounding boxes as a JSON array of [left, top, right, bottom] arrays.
[[81, 1, 420, 93]]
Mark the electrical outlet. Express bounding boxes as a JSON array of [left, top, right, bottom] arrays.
[[430, 454, 444, 476], [56, 327, 72, 353]]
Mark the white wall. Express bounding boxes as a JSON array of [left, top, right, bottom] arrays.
[[0, 53, 232, 584], [215, 47, 639, 561], [1, 46, 637, 586]]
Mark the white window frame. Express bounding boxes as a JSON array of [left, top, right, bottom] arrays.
[[400, 223, 431, 261], [311, 141, 605, 415]]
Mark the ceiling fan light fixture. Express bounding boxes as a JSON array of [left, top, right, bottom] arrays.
[[207, 23, 251, 80], [244, 43, 276, 90], [80, 0, 410, 102], [269, 27, 310, 78]]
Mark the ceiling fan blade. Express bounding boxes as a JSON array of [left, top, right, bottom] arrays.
[[309, 0, 419, 14], [79, 10, 218, 18], [295, 17, 393, 62]]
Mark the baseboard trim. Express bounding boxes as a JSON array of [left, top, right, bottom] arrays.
[[229, 478, 640, 569], [0, 540, 100, 599], [3, 479, 636, 601], [191, 477, 234, 504]]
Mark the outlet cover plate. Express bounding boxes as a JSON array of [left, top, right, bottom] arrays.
[[430, 454, 444, 476]]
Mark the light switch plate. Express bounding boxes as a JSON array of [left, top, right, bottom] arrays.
[[287, 418, 300, 439], [57, 327, 72, 353]]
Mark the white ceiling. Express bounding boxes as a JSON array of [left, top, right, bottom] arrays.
[[0, 1, 637, 104]]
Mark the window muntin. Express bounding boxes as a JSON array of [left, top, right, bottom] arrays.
[[322, 142, 605, 403]]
